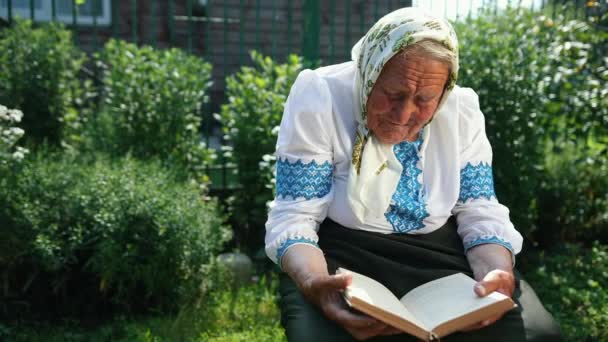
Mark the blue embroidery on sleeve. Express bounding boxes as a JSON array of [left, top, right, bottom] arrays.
[[458, 162, 496, 202], [464, 236, 514, 253], [276, 158, 333, 200], [385, 136, 429, 233], [276, 237, 319, 266]]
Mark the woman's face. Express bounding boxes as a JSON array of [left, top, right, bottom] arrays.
[[366, 54, 449, 144]]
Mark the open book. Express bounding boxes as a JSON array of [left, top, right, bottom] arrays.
[[337, 268, 516, 341]]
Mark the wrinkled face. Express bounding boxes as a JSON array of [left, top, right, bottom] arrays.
[[366, 54, 449, 144]]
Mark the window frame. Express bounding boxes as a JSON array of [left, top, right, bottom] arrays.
[[0, 0, 112, 26]]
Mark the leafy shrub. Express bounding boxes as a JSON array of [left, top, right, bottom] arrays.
[[0, 105, 28, 171], [91, 39, 214, 180], [455, 7, 608, 242], [0, 20, 88, 146], [524, 242, 608, 340], [0, 152, 231, 318], [216, 52, 303, 250], [536, 143, 608, 244]]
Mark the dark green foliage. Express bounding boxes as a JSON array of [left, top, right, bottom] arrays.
[[455, 8, 608, 242], [216, 52, 303, 250], [91, 39, 214, 180], [0, 152, 231, 318], [0, 20, 88, 146], [524, 242, 608, 340], [537, 145, 608, 244]]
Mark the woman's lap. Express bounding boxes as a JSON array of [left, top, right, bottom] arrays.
[[279, 273, 561, 342], [279, 219, 562, 341]]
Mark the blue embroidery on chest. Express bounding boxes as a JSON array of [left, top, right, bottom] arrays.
[[276, 158, 333, 200], [384, 137, 429, 233], [458, 162, 496, 202]]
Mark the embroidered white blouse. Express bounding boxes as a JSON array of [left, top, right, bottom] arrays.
[[265, 61, 523, 266]]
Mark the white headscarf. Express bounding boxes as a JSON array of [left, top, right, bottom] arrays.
[[347, 7, 459, 223]]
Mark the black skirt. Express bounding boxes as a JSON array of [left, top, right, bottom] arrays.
[[279, 218, 563, 341]]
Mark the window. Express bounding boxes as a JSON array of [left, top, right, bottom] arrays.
[[1, 0, 111, 26]]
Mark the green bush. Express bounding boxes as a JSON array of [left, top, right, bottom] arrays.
[[524, 242, 608, 340], [0, 152, 231, 318], [455, 7, 608, 242], [91, 39, 214, 180], [0, 20, 88, 146], [536, 143, 608, 244], [216, 52, 303, 250]]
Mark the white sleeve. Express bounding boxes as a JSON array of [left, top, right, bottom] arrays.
[[264, 69, 335, 267], [451, 88, 523, 260]]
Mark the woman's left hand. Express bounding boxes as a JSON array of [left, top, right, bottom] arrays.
[[461, 243, 515, 332]]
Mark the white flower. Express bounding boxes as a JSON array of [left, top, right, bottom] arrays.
[[10, 127, 24, 137], [12, 150, 25, 161], [0, 105, 27, 165], [262, 154, 275, 162], [8, 109, 23, 122], [0, 105, 8, 121]]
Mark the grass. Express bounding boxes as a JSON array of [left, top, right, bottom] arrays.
[[2, 274, 286, 342], [521, 242, 608, 341]]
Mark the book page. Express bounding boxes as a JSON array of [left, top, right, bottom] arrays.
[[338, 268, 426, 330], [399, 273, 510, 331]]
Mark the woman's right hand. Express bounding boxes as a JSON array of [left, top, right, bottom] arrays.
[[283, 245, 401, 340], [301, 272, 393, 340]]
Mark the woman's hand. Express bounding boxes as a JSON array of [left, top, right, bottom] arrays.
[[300, 271, 401, 340], [282, 244, 402, 340], [461, 243, 515, 332]]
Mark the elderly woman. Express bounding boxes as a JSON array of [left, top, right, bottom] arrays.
[[265, 8, 561, 342]]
